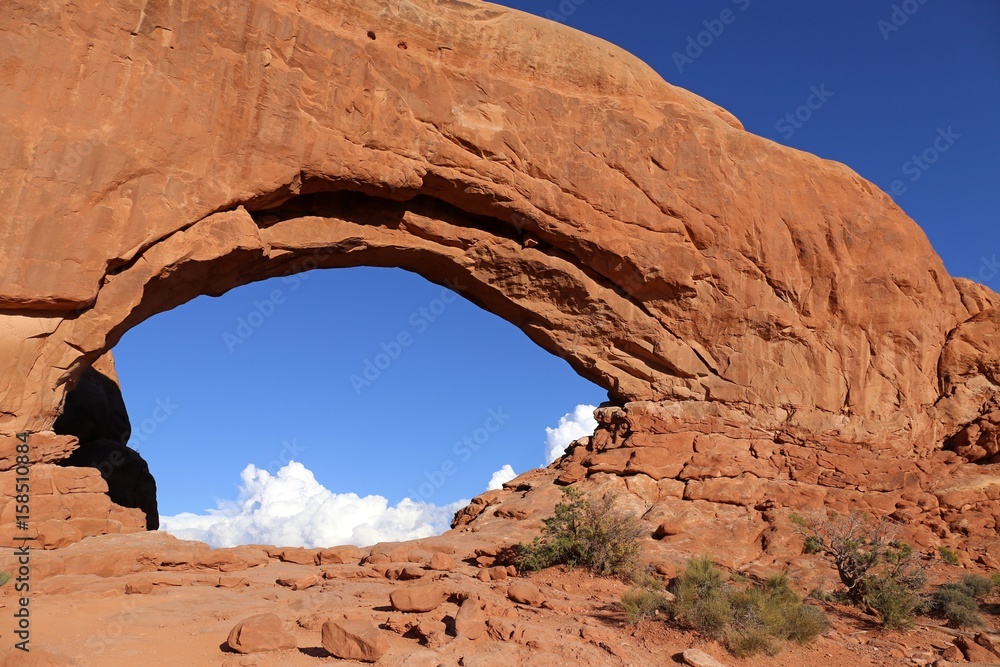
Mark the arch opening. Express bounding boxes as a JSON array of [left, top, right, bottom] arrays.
[[52, 266, 608, 547]]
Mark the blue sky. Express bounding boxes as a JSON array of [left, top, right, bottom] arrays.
[[111, 1, 999, 545]]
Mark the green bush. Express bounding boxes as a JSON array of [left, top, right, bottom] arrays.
[[0, 571, 10, 587], [793, 511, 928, 629], [783, 604, 831, 643], [928, 575, 996, 628], [993, 572, 1000, 587], [957, 573, 995, 598], [622, 586, 671, 624], [515, 487, 644, 577], [864, 576, 923, 630], [666, 557, 827, 657], [939, 546, 960, 566], [808, 587, 834, 603], [669, 556, 732, 634], [629, 568, 664, 589]]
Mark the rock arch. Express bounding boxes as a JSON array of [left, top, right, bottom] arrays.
[[1, 0, 997, 554]]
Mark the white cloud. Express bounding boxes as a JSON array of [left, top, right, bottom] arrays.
[[487, 464, 516, 490], [160, 461, 467, 548], [544, 404, 598, 464], [160, 407, 600, 549]]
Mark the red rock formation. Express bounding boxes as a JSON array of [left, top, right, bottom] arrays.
[[0, 0, 997, 555]]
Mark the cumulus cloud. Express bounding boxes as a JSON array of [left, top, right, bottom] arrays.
[[544, 404, 598, 464], [160, 461, 467, 548], [487, 464, 517, 490], [161, 405, 599, 548]]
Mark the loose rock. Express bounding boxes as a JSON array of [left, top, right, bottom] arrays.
[[321, 619, 389, 663], [226, 613, 297, 654]]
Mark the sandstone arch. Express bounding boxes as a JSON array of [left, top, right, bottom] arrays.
[[1, 0, 998, 554]]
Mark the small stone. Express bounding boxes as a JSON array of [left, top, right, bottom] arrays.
[[276, 574, 321, 591], [217, 576, 250, 588], [125, 581, 153, 595], [682, 648, 732, 667]]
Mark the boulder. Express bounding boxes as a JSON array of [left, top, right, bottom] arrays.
[[321, 619, 389, 663], [955, 636, 999, 663], [454, 597, 487, 640], [318, 545, 363, 565], [507, 581, 545, 606], [428, 552, 457, 571], [225, 614, 297, 654], [390, 582, 447, 612], [415, 618, 448, 648]]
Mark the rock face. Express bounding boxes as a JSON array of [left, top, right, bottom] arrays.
[[52, 358, 159, 530], [0, 0, 997, 554]]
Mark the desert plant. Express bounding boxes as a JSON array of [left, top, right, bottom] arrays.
[[793, 510, 927, 630], [927, 575, 996, 628], [956, 573, 995, 598], [622, 586, 671, 624], [993, 572, 1000, 587], [0, 571, 10, 586], [939, 546, 960, 566], [667, 557, 827, 657], [629, 567, 665, 590], [668, 556, 733, 634], [515, 487, 644, 577], [864, 576, 923, 630], [783, 603, 830, 643]]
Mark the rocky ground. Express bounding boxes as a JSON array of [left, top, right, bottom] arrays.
[[1, 513, 997, 666]]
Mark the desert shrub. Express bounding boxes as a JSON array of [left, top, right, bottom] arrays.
[[667, 557, 827, 657], [629, 568, 665, 590], [864, 576, 923, 630], [993, 572, 1000, 587], [622, 587, 671, 624], [0, 571, 10, 586], [793, 511, 927, 629], [783, 603, 831, 643], [939, 546, 960, 566], [669, 556, 733, 634], [928, 575, 996, 628], [727, 587, 786, 656], [515, 487, 644, 577], [808, 587, 834, 603], [956, 573, 995, 598]]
